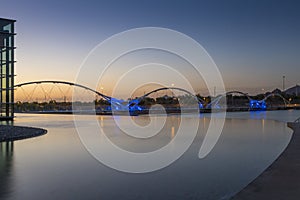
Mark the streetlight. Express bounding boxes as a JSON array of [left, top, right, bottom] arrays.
[[283, 76, 286, 91]]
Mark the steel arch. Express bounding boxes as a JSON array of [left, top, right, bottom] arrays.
[[15, 80, 112, 101], [129, 87, 205, 106]]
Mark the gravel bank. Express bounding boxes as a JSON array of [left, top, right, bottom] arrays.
[[0, 125, 47, 142]]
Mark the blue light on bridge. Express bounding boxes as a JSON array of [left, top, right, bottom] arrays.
[[129, 105, 143, 111], [199, 103, 204, 109], [249, 100, 267, 110]]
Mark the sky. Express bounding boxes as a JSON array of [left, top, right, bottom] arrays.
[[1, 0, 300, 97]]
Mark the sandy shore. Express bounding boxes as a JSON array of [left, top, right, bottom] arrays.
[[0, 125, 47, 142], [232, 122, 300, 199]]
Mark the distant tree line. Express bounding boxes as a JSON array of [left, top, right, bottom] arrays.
[[14, 92, 300, 112]]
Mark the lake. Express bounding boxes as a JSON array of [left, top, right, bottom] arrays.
[[1, 110, 299, 200]]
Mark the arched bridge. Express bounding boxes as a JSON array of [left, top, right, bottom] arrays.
[[208, 91, 252, 109], [262, 93, 290, 107], [208, 91, 291, 110], [14, 80, 126, 110], [128, 87, 205, 109], [15, 80, 112, 100], [14, 80, 291, 112]]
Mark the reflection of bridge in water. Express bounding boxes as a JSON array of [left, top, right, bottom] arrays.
[[14, 80, 292, 114]]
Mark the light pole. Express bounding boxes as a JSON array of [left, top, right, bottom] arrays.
[[283, 76, 286, 91]]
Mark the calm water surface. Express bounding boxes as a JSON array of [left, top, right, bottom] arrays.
[[1, 110, 299, 200]]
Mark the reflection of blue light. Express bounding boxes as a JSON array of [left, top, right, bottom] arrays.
[[199, 103, 204, 109]]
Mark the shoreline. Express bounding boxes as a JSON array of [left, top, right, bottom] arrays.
[[232, 121, 300, 199], [14, 106, 299, 116], [0, 125, 47, 142]]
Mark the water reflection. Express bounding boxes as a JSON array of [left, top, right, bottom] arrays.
[[171, 126, 175, 138], [100, 116, 104, 127], [0, 142, 14, 199], [3, 111, 298, 200], [101, 115, 181, 153]]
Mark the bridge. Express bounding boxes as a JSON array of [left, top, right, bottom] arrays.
[[208, 91, 252, 109], [208, 91, 291, 110], [14, 80, 127, 112], [14, 80, 291, 114], [128, 87, 206, 109]]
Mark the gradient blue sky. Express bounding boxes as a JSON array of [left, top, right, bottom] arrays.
[[1, 0, 300, 95]]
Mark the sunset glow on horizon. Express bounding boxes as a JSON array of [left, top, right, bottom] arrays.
[[1, 0, 299, 98]]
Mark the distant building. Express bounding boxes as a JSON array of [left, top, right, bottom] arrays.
[[0, 18, 16, 120], [285, 85, 300, 96]]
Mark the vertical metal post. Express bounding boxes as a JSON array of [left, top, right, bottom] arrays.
[[11, 22, 14, 118], [283, 75, 286, 91], [5, 32, 9, 117]]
